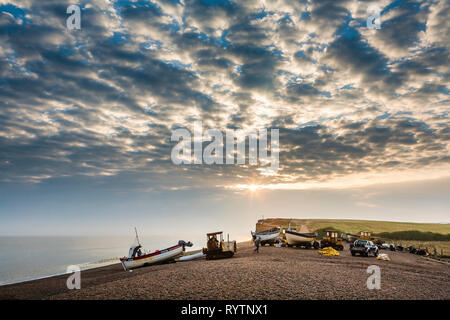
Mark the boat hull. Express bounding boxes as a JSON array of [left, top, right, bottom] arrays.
[[285, 230, 317, 245], [176, 251, 205, 262], [251, 228, 281, 243], [120, 244, 184, 270]]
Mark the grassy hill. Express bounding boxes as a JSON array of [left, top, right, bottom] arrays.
[[257, 218, 450, 235]]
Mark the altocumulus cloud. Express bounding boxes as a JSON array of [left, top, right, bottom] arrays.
[[0, 0, 448, 189]]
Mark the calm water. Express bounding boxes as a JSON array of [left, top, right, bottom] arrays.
[[0, 236, 205, 286]]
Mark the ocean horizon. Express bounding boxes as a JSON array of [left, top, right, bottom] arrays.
[[0, 235, 207, 286]]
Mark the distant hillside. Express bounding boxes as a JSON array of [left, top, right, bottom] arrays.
[[375, 231, 450, 241], [256, 218, 450, 235]]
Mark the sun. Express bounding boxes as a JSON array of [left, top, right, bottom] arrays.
[[226, 183, 269, 192]]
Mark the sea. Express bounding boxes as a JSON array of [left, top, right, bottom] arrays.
[[0, 235, 206, 286]]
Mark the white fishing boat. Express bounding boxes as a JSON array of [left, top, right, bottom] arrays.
[[120, 228, 193, 271], [251, 227, 281, 245], [285, 229, 319, 248]]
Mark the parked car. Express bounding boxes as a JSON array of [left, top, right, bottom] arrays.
[[350, 239, 379, 257], [408, 246, 417, 254]]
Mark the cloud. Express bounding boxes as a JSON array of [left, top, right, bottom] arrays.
[[0, 0, 448, 190]]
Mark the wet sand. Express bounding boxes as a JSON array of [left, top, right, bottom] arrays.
[[0, 241, 449, 300]]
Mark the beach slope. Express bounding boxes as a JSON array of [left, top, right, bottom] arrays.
[[0, 241, 448, 300]]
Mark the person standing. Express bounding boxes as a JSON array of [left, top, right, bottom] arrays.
[[254, 236, 261, 253]]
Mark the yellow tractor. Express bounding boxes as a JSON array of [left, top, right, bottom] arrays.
[[359, 231, 383, 247], [360, 231, 372, 240], [202, 231, 237, 260], [320, 230, 344, 251]]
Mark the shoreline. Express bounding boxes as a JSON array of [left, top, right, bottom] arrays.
[[0, 259, 121, 287], [0, 248, 204, 287], [0, 241, 449, 300]]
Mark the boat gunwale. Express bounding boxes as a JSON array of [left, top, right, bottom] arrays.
[[120, 244, 183, 262], [252, 227, 281, 236], [285, 230, 317, 238]]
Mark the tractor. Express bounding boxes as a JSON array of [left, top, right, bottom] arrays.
[[320, 230, 344, 251], [202, 231, 237, 260], [360, 231, 372, 240], [360, 231, 384, 248]]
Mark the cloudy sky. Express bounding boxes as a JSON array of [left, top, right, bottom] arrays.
[[0, 0, 448, 237]]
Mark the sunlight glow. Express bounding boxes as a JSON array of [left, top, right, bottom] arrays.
[[228, 165, 450, 191]]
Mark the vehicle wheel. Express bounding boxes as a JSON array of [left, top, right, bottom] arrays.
[[351, 251, 355, 256]]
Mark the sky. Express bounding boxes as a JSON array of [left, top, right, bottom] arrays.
[[0, 0, 449, 238]]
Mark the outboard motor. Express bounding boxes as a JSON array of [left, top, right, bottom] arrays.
[[178, 240, 193, 250]]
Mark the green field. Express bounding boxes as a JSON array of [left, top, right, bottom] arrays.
[[258, 218, 450, 235]]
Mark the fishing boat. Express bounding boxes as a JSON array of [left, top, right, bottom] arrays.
[[120, 228, 193, 271], [285, 229, 319, 248], [251, 227, 281, 245], [344, 232, 360, 243]]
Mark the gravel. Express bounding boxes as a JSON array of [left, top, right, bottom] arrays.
[[1, 241, 448, 300]]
